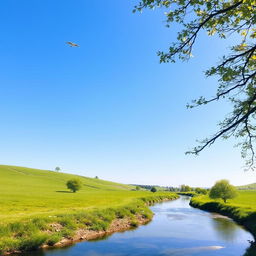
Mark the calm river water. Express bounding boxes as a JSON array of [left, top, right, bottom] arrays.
[[24, 196, 254, 256]]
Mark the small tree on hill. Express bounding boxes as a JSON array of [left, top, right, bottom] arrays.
[[136, 186, 140, 191], [151, 187, 157, 193], [209, 180, 237, 203], [195, 188, 208, 195], [66, 179, 82, 193], [95, 176, 99, 179], [55, 167, 61, 172]]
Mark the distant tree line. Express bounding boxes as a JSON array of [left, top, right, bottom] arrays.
[[131, 184, 162, 190], [132, 184, 209, 194], [195, 187, 208, 195], [132, 184, 189, 191], [180, 185, 191, 192]]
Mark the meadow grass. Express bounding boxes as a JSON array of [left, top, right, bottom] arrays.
[[0, 165, 178, 254], [190, 190, 256, 238]]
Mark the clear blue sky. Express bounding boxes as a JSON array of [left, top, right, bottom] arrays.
[[0, 0, 255, 187]]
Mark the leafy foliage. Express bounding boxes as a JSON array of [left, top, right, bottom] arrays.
[[180, 184, 191, 192], [134, 0, 256, 169], [66, 179, 82, 193], [55, 167, 61, 172], [209, 179, 237, 203], [195, 187, 208, 195], [151, 187, 157, 192]]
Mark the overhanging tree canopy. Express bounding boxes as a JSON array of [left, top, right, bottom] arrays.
[[134, 0, 256, 169]]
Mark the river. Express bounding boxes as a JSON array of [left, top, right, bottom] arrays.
[[23, 196, 254, 256]]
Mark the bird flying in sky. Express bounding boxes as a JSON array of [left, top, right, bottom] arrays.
[[66, 42, 79, 47]]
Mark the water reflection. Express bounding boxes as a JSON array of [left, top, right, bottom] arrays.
[[166, 213, 187, 221], [162, 246, 225, 256], [210, 214, 240, 241], [180, 195, 191, 202]]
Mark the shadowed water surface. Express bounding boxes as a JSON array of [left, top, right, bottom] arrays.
[[23, 196, 254, 256]]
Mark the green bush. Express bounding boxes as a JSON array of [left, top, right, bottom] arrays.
[[66, 179, 82, 193], [195, 188, 208, 195], [150, 187, 157, 193], [209, 180, 237, 203]]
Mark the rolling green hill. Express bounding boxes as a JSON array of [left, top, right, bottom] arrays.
[[0, 165, 146, 223], [237, 183, 256, 190], [0, 165, 178, 254]]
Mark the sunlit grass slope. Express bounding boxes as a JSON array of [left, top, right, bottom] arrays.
[[0, 165, 163, 223], [0, 165, 178, 254]]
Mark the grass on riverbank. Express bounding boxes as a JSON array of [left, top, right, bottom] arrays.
[[190, 190, 256, 238], [0, 165, 178, 254], [177, 192, 197, 197]]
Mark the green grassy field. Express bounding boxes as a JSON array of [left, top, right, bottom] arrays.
[[0, 165, 137, 223], [0, 165, 178, 254]]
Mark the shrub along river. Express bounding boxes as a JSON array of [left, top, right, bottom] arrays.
[[23, 196, 254, 256]]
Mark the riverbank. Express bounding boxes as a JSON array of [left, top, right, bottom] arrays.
[[41, 211, 149, 250], [1, 194, 179, 255], [190, 193, 256, 240], [177, 192, 196, 197]]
